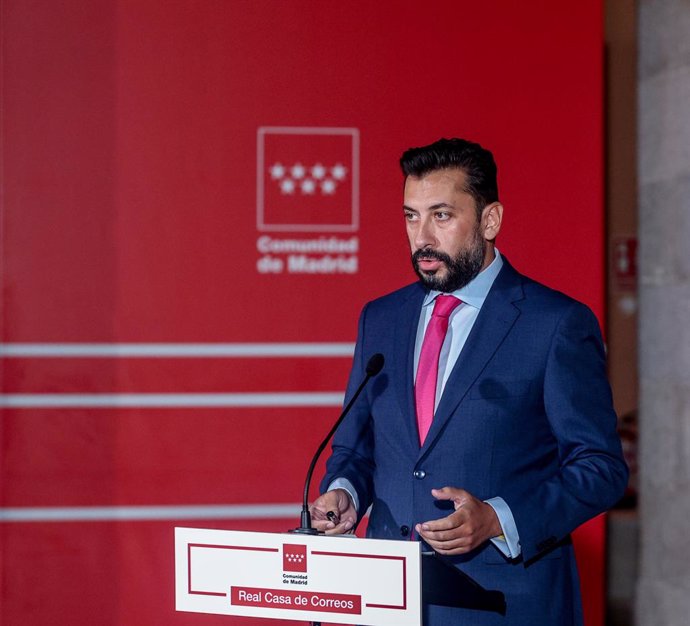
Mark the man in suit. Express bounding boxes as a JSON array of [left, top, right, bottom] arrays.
[[310, 138, 628, 625]]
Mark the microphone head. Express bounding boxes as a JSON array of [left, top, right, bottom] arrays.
[[365, 353, 385, 376]]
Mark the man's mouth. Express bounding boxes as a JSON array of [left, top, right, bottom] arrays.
[[417, 257, 443, 272]]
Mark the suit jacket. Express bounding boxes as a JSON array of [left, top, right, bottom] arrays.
[[321, 258, 628, 626]]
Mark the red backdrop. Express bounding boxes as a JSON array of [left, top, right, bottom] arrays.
[[1, 1, 605, 625]]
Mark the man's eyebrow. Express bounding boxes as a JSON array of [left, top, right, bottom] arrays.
[[402, 202, 455, 211]]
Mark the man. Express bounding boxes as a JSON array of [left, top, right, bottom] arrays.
[[310, 138, 628, 625]]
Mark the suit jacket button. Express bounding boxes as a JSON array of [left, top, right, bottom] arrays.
[[413, 470, 426, 479], [400, 525, 410, 537]]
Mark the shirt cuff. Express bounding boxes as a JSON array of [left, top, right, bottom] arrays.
[[485, 497, 521, 559], [327, 478, 359, 512]]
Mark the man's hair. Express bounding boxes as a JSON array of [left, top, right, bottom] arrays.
[[400, 138, 499, 215]]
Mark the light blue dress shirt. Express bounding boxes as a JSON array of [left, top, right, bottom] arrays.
[[331, 250, 521, 559]]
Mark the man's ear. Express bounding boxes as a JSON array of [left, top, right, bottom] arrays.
[[482, 202, 503, 241]]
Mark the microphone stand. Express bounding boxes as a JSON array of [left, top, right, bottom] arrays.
[[290, 353, 383, 535], [288, 354, 383, 626]]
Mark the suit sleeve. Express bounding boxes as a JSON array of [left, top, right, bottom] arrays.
[[507, 302, 628, 562], [319, 303, 376, 520]]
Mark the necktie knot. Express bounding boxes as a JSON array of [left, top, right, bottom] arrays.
[[432, 295, 461, 319]]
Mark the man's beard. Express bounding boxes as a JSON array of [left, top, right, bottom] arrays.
[[411, 230, 486, 293]]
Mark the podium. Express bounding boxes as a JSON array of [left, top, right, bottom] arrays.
[[175, 527, 505, 625]]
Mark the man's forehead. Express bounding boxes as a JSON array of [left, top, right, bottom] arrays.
[[403, 168, 471, 201]]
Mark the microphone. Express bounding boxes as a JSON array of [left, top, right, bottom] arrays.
[[291, 353, 384, 534]]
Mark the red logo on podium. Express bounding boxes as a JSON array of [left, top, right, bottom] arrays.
[[282, 544, 307, 573]]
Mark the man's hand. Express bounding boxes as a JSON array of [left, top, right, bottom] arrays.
[[415, 487, 502, 555], [310, 489, 357, 535]]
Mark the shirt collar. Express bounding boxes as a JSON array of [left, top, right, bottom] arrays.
[[422, 249, 503, 310]]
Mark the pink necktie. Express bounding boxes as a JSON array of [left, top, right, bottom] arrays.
[[415, 295, 461, 445]]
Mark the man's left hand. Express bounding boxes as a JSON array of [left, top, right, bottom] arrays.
[[415, 487, 502, 555]]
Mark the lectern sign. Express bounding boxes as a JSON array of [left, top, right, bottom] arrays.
[[175, 527, 422, 626]]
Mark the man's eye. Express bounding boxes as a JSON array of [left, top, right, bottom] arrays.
[[404, 212, 418, 221], [435, 212, 450, 220]]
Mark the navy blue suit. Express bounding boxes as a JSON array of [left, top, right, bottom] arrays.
[[322, 259, 628, 625]]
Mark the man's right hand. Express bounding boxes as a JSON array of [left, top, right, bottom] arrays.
[[309, 489, 357, 535]]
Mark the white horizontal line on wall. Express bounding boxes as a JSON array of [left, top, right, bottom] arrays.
[[0, 503, 300, 523], [0, 342, 355, 358], [0, 392, 345, 408]]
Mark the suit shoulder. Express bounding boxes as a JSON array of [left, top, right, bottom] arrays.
[[525, 275, 592, 307], [521, 275, 580, 306], [364, 282, 423, 311], [511, 271, 600, 328]]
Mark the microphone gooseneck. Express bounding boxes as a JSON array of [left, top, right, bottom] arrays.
[[291, 353, 385, 534]]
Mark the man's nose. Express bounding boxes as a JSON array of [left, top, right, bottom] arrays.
[[414, 218, 436, 250]]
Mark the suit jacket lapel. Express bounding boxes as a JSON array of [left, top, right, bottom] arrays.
[[392, 283, 426, 450], [418, 261, 525, 457]]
